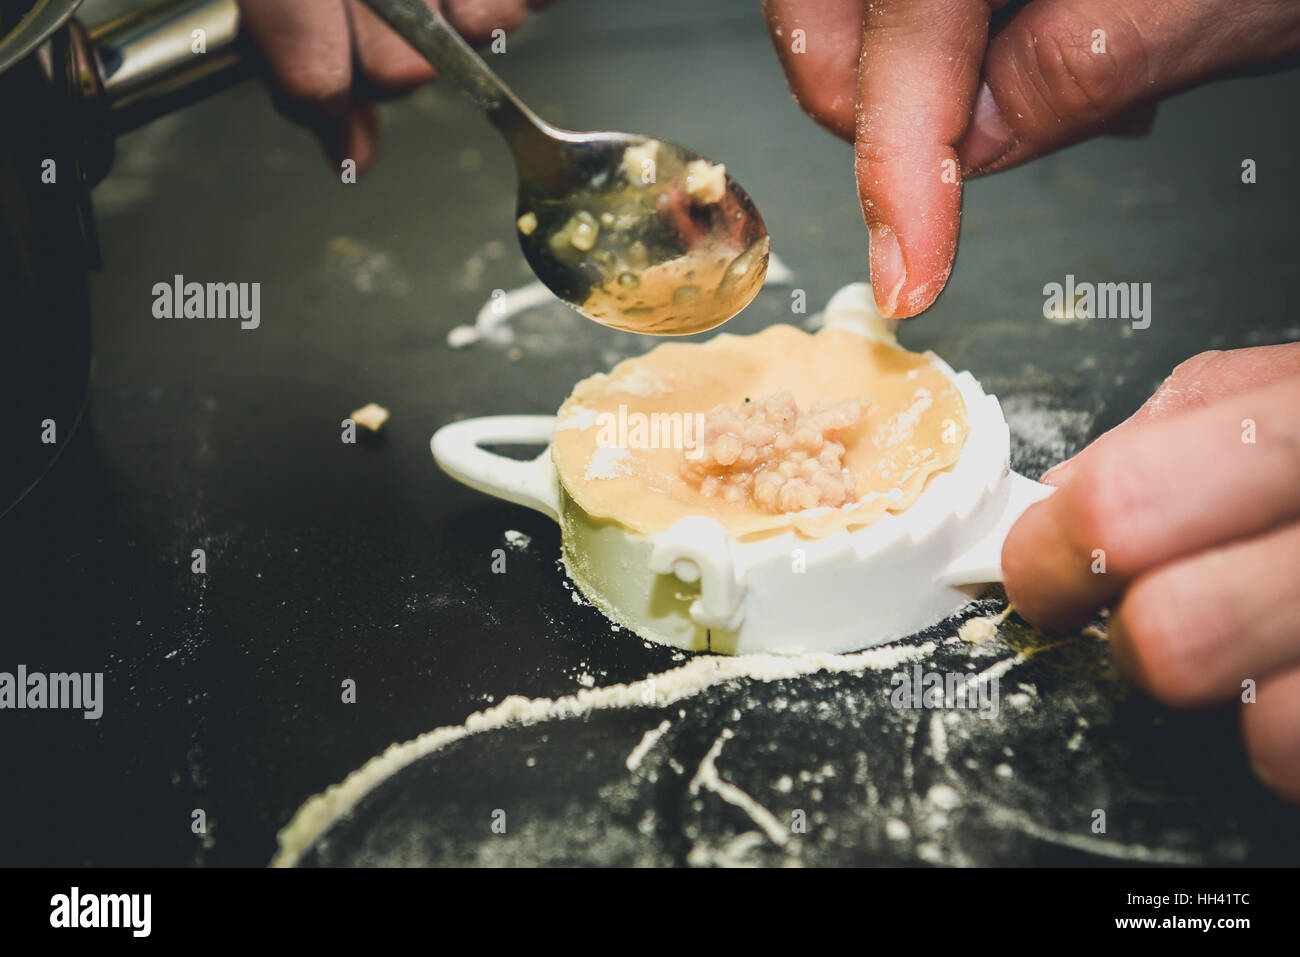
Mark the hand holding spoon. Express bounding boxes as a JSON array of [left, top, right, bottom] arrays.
[[360, 0, 770, 335]]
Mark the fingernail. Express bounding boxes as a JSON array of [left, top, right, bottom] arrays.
[[868, 224, 906, 319], [1040, 457, 1075, 485], [1248, 757, 1277, 792], [332, 103, 380, 173], [961, 83, 1014, 171]]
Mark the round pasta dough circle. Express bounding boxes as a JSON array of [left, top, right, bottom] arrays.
[[551, 324, 970, 540]]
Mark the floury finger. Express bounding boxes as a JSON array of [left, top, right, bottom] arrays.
[[1004, 375, 1300, 631]]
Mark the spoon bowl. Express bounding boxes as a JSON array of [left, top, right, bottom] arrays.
[[361, 0, 769, 335], [514, 130, 769, 335]]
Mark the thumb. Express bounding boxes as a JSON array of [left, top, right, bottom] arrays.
[[1041, 343, 1300, 485], [957, 0, 1300, 175]]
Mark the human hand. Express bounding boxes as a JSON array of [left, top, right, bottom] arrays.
[[240, 0, 549, 171], [762, 0, 1300, 319], [1002, 343, 1300, 802]]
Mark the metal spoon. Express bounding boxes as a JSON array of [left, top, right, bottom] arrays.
[[360, 0, 769, 336]]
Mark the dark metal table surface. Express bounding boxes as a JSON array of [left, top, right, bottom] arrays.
[[4, 0, 1299, 866]]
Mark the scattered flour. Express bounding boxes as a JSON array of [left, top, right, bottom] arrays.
[[272, 638, 935, 866], [929, 712, 948, 764], [926, 784, 961, 811], [584, 445, 630, 480], [685, 830, 769, 868], [982, 805, 1200, 865], [998, 394, 1096, 467], [610, 366, 669, 398], [555, 405, 598, 432], [689, 730, 789, 848], [885, 818, 911, 842], [872, 389, 933, 448], [503, 530, 531, 551], [916, 842, 945, 864], [447, 281, 558, 349], [626, 720, 672, 772]]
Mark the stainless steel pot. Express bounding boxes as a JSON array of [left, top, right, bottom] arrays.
[[0, 0, 244, 516]]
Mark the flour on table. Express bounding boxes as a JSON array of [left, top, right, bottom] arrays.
[[272, 638, 934, 867], [689, 730, 789, 848], [626, 720, 672, 772], [503, 530, 531, 551]]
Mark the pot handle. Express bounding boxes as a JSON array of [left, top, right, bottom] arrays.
[[934, 472, 1056, 587], [83, 0, 248, 136], [431, 415, 560, 521]]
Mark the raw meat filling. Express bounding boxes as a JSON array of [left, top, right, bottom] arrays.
[[683, 392, 867, 512]]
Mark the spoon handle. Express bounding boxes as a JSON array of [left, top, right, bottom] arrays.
[[358, 0, 553, 156]]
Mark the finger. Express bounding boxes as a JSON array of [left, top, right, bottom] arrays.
[[762, 0, 864, 141], [856, 0, 1014, 320], [341, 100, 382, 173], [958, 0, 1300, 175], [442, 0, 528, 44], [1241, 666, 1300, 804], [1003, 374, 1300, 630], [1104, 100, 1157, 137], [240, 0, 353, 131], [1042, 343, 1300, 485], [1108, 520, 1300, 707], [349, 0, 437, 94]]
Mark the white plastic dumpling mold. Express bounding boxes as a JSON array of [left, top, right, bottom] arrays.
[[432, 283, 1054, 655]]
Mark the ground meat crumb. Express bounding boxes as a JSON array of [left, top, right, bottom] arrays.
[[683, 391, 867, 512], [958, 617, 998, 644]]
